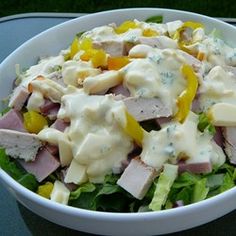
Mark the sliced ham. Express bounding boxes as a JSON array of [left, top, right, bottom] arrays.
[[214, 127, 224, 147], [0, 109, 26, 132], [117, 157, 157, 200], [108, 84, 130, 97], [50, 119, 69, 132], [223, 127, 236, 164], [0, 129, 41, 161], [178, 162, 212, 174], [39, 99, 60, 120], [123, 97, 172, 122], [40, 99, 60, 114], [45, 143, 59, 155], [93, 40, 125, 57], [8, 85, 30, 110], [19, 147, 60, 182]]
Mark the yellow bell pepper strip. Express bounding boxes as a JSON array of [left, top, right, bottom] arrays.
[[115, 20, 138, 34], [173, 21, 204, 54], [37, 182, 54, 199], [173, 21, 204, 41], [80, 48, 107, 68], [69, 36, 80, 59], [23, 111, 48, 134], [122, 110, 145, 146], [107, 56, 130, 70], [142, 28, 159, 37], [196, 51, 205, 61], [175, 64, 199, 123]]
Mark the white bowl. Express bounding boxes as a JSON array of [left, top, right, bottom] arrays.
[[1, 8, 236, 236]]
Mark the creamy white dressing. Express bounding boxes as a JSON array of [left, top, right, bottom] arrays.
[[20, 55, 64, 87], [141, 112, 225, 171], [62, 60, 101, 86], [13, 19, 236, 191], [199, 66, 236, 111], [57, 90, 133, 183], [121, 45, 187, 113]]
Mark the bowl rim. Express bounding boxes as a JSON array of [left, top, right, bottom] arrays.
[[1, 7, 236, 220]]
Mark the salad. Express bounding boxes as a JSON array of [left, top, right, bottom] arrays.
[[1, 16, 236, 213]]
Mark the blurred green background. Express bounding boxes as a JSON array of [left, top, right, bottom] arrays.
[[0, 0, 236, 18]]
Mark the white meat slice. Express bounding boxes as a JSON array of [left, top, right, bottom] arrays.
[[0, 129, 41, 161], [123, 97, 172, 121], [8, 85, 30, 110], [223, 127, 236, 164], [117, 157, 157, 200], [93, 40, 125, 56]]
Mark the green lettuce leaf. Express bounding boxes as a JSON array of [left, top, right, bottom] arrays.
[[198, 113, 216, 134], [0, 148, 38, 191], [192, 178, 209, 203], [149, 164, 178, 211], [145, 15, 163, 24]]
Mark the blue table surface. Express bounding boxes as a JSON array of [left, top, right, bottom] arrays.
[[1, 13, 236, 236]]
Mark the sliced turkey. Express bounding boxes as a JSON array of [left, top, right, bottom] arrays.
[[117, 157, 157, 200], [123, 97, 172, 122], [8, 85, 30, 110], [0, 129, 41, 161]]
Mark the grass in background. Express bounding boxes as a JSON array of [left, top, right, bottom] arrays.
[[0, 0, 236, 18]]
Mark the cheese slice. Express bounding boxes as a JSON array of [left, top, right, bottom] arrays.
[[50, 180, 70, 205], [208, 103, 236, 126], [64, 159, 88, 184]]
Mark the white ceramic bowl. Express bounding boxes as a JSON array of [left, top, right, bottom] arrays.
[[1, 8, 236, 236]]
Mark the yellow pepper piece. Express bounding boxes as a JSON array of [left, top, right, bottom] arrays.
[[142, 28, 159, 37], [173, 21, 204, 41], [37, 182, 54, 199], [81, 48, 107, 68], [173, 21, 204, 55], [115, 20, 138, 34], [108, 56, 130, 70], [196, 51, 205, 61], [23, 111, 48, 134], [175, 64, 199, 123], [69, 37, 80, 59], [123, 111, 144, 146]]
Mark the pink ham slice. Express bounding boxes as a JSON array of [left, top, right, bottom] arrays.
[[0, 109, 26, 132], [40, 99, 60, 120], [108, 84, 130, 97], [50, 119, 69, 132], [19, 147, 60, 182], [123, 97, 172, 122], [223, 127, 236, 164], [214, 127, 224, 147], [178, 162, 212, 174], [9, 86, 30, 110], [117, 157, 157, 200]]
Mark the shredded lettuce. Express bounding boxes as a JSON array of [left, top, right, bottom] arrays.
[[198, 113, 216, 134], [192, 178, 209, 203], [0, 149, 38, 191], [168, 163, 236, 206], [69, 174, 136, 212], [149, 164, 178, 211]]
